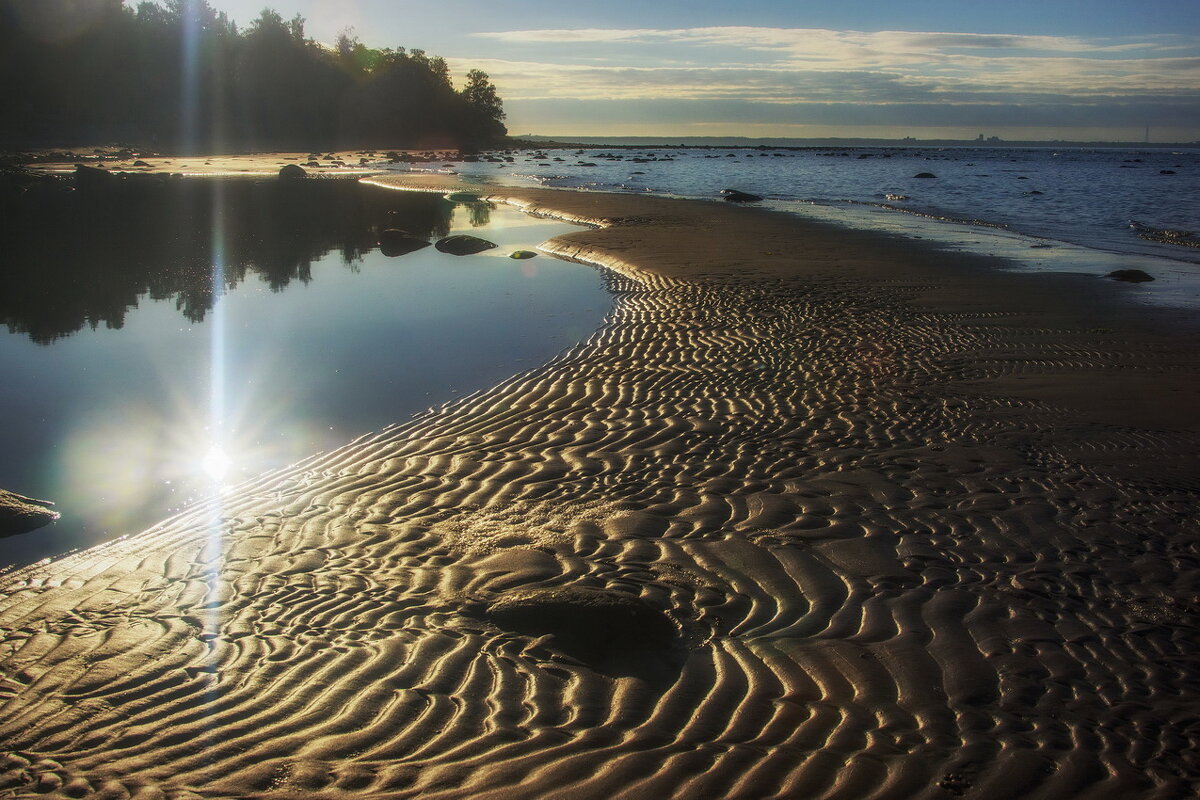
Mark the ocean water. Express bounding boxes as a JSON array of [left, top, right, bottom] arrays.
[[408, 145, 1200, 307]]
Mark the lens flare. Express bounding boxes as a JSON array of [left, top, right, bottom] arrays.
[[201, 445, 231, 484]]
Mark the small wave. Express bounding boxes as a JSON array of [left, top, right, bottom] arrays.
[[842, 198, 1012, 231], [1130, 222, 1199, 248]]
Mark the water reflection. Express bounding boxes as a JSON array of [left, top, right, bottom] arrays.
[[0, 180, 609, 569], [0, 178, 455, 342]]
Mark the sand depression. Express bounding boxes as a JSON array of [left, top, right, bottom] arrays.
[[2, 173, 1199, 799]]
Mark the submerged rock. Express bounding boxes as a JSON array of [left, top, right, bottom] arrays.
[[435, 234, 497, 255], [0, 489, 59, 537], [278, 164, 307, 179], [379, 229, 430, 258], [509, 250, 538, 259], [913, 172, 938, 179], [720, 189, 763, 203], [1107, 269, 1155, 282], [444, 191, 483, 203]]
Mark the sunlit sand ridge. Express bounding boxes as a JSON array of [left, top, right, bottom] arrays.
[[2, 174, 1198, 799]]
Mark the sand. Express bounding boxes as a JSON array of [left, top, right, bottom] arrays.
[[2, 169, 1199, 799]]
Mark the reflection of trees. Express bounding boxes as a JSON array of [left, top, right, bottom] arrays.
[[467, 202, 494, 228], [0, 178, 453, 342]]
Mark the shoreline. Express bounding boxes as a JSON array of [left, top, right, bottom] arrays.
[[1, 173, 1198, 798]]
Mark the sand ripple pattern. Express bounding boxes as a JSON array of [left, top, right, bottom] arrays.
[[2, 196, 1199, 799]]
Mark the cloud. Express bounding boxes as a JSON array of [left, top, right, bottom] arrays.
[[462, 25, 1199, 135]]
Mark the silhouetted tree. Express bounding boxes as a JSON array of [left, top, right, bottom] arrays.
[[0, 0, 508, 150]]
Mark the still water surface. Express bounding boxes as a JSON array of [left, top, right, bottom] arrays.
[[0, 180, 609, 569]]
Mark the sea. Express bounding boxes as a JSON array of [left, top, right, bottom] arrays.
[[409, 144, 1200, 309]]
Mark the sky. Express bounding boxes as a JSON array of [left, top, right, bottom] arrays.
[[211, 0, 1200, 141]]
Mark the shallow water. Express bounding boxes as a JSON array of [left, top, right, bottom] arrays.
[[0, 180, 609, 569]]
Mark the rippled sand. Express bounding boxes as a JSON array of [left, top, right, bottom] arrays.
[[2, 173, 1199, 799]]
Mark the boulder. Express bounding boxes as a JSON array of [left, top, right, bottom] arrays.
[[509, 250, 538, 259], [0, 489, 59, 537], [278, 164, 307, 179], [913, 172, 938, 179], [379, 229, 431, 258], [1107, 269, 1154, 282], [720, 188, 763, 202], [435, 234, 497, 255], [444, 191, 482, 203], [74, 164, 117, 190]]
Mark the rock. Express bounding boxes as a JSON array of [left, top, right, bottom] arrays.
[[1160, 170, 1177, 175], [378, 229, 430, 257], [278, 164, 307, 179], [913, 172, 938, 179], [74, 163, 116, 189], [133, 160, 150, 167], [435, 234, 497, 255], [444, 191, 482, 203], [885, 193, 909, 201], [0, 489, 59, 537], [509, 250, 538, 259], [1107, 269, 1154, 282], [480, 587, 677, 670], [720, 189, 763, 202]]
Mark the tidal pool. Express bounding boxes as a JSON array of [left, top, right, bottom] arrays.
[[0, 178, 610, 569]]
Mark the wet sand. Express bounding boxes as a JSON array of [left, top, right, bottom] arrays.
[[1, 170, 1199, 799]]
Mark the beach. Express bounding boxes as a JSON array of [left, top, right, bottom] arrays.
[[2, 168, 1199, 799]]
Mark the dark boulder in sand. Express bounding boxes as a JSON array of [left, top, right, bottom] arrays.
[[480, 587, 679, 676], [1107, 269, 1155, 282], [913, 172, 938, 179], [379, 229, 430, 258], [435, 234, 497, 255], [0, 490, 59, 537], [721, 189, 763, 202], [278, 164, 307, 179], [74, 164, 116, 190]]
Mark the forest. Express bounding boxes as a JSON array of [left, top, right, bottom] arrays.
[[0, 0, 507, 151]]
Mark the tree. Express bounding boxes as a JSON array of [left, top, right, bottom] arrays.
[[459, 69, 506, 146]]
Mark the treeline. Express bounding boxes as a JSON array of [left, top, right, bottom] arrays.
[[0, 0, 506, 151]]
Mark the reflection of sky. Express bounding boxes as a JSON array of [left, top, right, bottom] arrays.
[[0, 204, 610, 569]]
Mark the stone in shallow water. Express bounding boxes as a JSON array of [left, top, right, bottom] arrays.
[[1107, 269, 1154, 282], [378, 228, 430, 258], [436, 234, 497, 256], [0, 489, 59, 537], [444, 191, 482, 203], [278, 164, 307, 179], [720, 188, 763, 202], [509, 250, 538, 259]]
